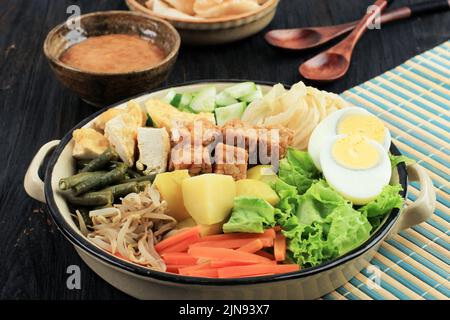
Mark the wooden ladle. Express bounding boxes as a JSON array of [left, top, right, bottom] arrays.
[[299, 0, 392, 82], [266, 0, 450, 51]]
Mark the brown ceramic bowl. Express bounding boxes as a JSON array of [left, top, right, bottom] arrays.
[[43, 11, 180, 107]]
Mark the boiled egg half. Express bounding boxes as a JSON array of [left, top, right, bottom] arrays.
[[308, 107, 391, 171], [320, 134, 392, 205]]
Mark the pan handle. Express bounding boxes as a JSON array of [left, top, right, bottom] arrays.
[[393, 163, 436, 233], [24, 140, 60, 203]]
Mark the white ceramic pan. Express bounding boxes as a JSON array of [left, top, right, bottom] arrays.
[[24, 81, 436, 299]]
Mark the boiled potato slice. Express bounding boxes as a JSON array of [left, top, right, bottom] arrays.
[[176, 218, 226, 236], [154, 170, 191, 222], [175, 218, 197, 230], [236, 179, 280, 206], [182, 174, 236, 225], [247, 165, 278, 184]]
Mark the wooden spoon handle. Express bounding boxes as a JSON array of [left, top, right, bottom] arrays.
[[330, 0, 390, 56], [380, 0, 450, 23]]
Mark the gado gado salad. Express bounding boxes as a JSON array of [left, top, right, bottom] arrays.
[[59, 81, 408, 278]]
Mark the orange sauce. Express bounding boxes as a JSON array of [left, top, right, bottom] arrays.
[[60, 34, 166, 73]]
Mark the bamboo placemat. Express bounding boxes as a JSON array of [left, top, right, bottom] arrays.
[[322, 40, 450, 300]]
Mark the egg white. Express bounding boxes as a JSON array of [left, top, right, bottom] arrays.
[[308, 107, 391, 171], [319, 135, 392, 205]]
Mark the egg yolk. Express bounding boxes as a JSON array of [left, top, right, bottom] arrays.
[[337, 114, 385, 144], [332, 135, 380, 170]]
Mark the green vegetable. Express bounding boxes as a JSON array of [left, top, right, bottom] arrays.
[[80, 149, 119, 173], [278, 148, 321, 194], [76, 159, 91, 171], [163, 90, 177, 104], [224, 82, 257, 99], [59, 171, 106, 191], [190, 87, 216, 113], [215, 91, 238, 107], [101, 182, 139, 198], [223, 197, 275, 234], [389, 154, 415, 168], [170, 93, 182, 107], [273, 178, 405, 267], [146, 113, 154, 127], [74, 163, 128, 195], [64, 190, 114, 206], [296, 180, 348, 224], [119, 174, 156, 184], [358, 184, 404, 229], [215, 102, 246, 125], [273, 180, 373, 267], [137, 181, 151, 191], [126, 168, 143, 179], [240, 85, 263, 103]]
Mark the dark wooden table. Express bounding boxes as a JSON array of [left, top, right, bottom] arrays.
[[0, 0, 448, 299]]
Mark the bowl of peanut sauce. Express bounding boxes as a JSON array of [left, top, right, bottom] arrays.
[[44, 11, 180, 106]]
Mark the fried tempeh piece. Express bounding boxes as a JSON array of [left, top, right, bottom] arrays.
[[213, 143, 248, 181]]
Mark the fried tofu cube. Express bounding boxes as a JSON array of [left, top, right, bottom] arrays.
[[72, 128, 109, 160], [104, 113, 137, 166], [136, 127, 170, 175]]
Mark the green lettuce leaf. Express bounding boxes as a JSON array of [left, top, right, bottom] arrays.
[[326, 205, 372, 256], [273, 180, 373, 267], [296, 180, 348, 225], [223, 197, 275, 234], [389, 154, 415, 168], [358, 184, 404, 229], [278, 148, 320, 194]]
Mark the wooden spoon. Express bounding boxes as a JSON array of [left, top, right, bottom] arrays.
[[299, 0, 392, 82], [266, 0, 450, 51]]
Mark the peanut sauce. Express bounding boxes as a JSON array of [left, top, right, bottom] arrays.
[[60, 34, 166, 74]]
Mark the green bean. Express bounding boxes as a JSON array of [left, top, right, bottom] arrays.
[[127, 168, 143, 179], [64, 190, 114, 206], [59, 171, 106, 191], [119, 174, 156, 184], [76, 159, 91, 170], [80, 148, 119, 173], [101, 182, 139, 198], [137, 181, 151, 191], [74, 163, 128, 196]]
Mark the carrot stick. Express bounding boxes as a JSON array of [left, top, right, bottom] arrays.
[[159, 233, 201, 254], [190, 237, 273, 249], [274, 233, 286, 262], [179, 262, 211, 275], [237, 239, 264, 253], [199, 228, 276, 242], [209, 260, 258, 268], [162, 252, 198, 265], [155, 226, 201, 252], [188, 268, 219, 278], [254, 250, 275, 260], [166, 265, 190, 273], [217, 264, 300, 278], [188, 247, 270, 264], [274, 226, 282, 232]]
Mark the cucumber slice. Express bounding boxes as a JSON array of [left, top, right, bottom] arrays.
[[241, 85, 263, 103], [170, 93, 182, 107], [224, 82, 257, 99], [163, 90, 177, 104], [216, 91, 238, 107], [179, 93, 193, 108], [215, 102, 246, 125], [190, 87, 217, 113]]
